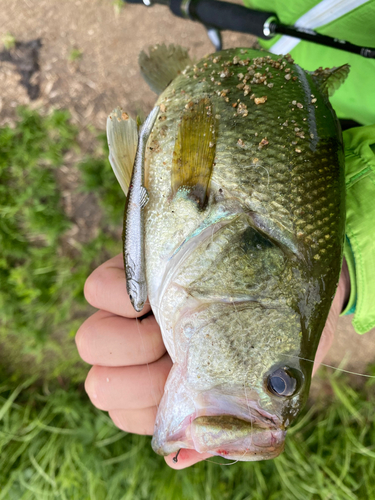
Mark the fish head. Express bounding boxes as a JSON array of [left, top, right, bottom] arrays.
[[154, 299, 311, 461], [150, 203, 336, 462], [127, 279, 147, 312]]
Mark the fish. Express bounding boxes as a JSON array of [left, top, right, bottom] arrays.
[[107, 106, 159, 312], [107, 44, 348, 462]]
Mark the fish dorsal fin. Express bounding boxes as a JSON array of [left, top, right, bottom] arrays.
[[310, 64, 350, 97], [106, 107, 138, 197], [172, 97, 217, 209], [139, 44, 193, 95]]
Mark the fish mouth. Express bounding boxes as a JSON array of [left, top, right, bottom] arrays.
[[190, 415, 285, 461], [152, 409, 285, 462]]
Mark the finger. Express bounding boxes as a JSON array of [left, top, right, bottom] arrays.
[[313, 320, 336, 376], [164, 449, 213, 470], [84, 353, 172, 411], [313, 261, 349, 376], [109, 410, 213, 466], [76, 310, 165, 367], [84, 253, 151, 317], [313, 299, 340, 376], [109, 406, 157, 435]]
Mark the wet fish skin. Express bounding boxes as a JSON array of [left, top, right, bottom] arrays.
[[140, 48, 346, 461]]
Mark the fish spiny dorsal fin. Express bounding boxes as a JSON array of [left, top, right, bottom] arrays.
[[310, 64, 350, 97], [139, 44, 193, 95], [171, 97, 217, 209], [106, 107, 138, 197]]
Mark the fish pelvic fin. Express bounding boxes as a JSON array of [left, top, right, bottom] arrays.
[[139, 44, 193, 95], [309, 64, 350, 97], [172, 98, 217, 209], [107, 107, 138, 196]]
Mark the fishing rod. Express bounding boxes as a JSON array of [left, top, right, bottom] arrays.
[[124, 0, 375, 58]]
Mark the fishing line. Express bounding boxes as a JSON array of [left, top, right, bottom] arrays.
[[232, 300, 256, 452], [134, 313, 160, 410], [231, 299, 244, 332], [204, 448, 248, 466], [282, 353, 375, 379], [317, 362, 375, 379], [253, 164, 270, 189], [231, 300, 252, 416], [244, 374, 255, 453], [150, 300, 375, 381]]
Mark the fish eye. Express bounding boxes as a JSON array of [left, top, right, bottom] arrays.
[[266, 367, 303, 397]]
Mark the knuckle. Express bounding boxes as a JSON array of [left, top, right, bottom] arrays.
[[84, 269, 101, 308], [75, 322, 91, 364], [109, 410, 153, 436], [109, 410, 130, 432], [84, 367, 106, 410]]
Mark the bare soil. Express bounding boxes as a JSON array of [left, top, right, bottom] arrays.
[[1, 0, 375, 381]]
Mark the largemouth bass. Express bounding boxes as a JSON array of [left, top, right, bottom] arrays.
[[107, 45, 348, 462]]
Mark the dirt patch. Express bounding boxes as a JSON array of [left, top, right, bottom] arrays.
[[0, 38, 41, 99], [0, 0, 255, 128], [1, 0, 375, 379]]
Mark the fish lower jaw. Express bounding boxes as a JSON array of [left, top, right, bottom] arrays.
[[152, 414, 286, 462]]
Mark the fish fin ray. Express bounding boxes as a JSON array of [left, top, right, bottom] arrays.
[[140, 186, 149, 208], [107, 107, 138, 196], [171, 98, 217, 209], [310, 64, 350, 97], [139, 44, 193, 94]]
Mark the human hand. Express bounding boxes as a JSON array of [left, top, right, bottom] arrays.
[[76, 254, 350, 470], [312, 258, 350, 375]]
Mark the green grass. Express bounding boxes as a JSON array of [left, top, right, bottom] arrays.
[[68, 49, 83, 63], [0, 368, 374, 499], [0, 107, 123, 382], [79, 131, 126, 224], [1, 32, 16, 50], [1, 106, 375, 499]]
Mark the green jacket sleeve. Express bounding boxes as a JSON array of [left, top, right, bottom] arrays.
[[341, 125, 375, 334]]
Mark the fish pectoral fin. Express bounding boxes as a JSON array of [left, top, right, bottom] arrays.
[[106, 107, 138, 197], [140, 186, 149, 208], [139, 44, 193, 95], [310, 64, 350, 98], [171, 98, 217, 209]]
